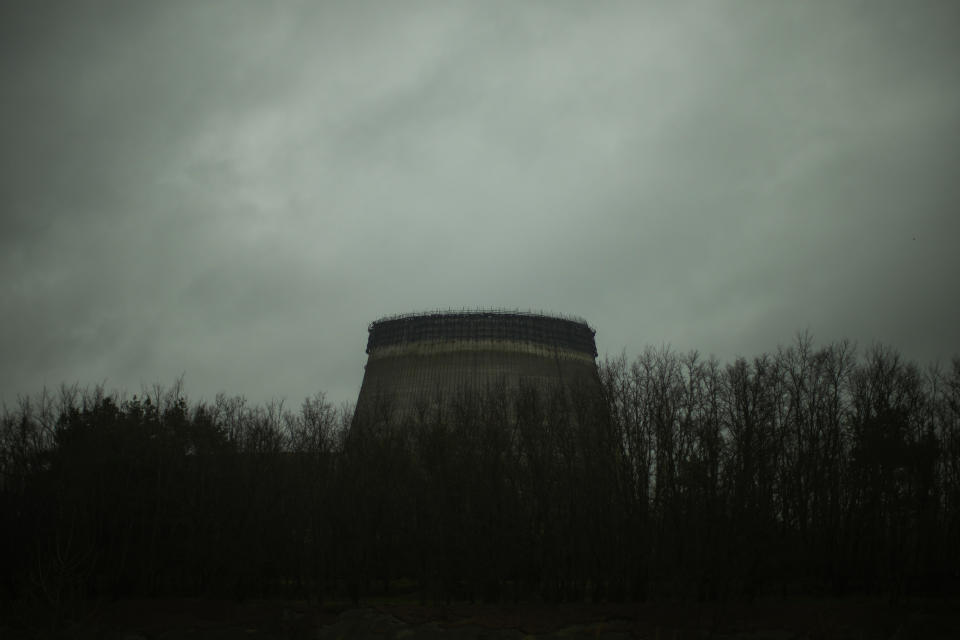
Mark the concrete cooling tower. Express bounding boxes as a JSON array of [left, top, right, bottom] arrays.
[[355, 310, 600, 422]]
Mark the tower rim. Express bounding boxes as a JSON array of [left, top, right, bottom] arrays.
[[365, 309, 598, 358], [368, 308, 594, 333]]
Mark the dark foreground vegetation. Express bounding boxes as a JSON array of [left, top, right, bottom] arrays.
[[2, 335, 959, 630]]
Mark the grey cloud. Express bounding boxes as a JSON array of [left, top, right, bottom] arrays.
[[2, 0, 959, 407]]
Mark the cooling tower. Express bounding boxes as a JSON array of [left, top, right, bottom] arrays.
[[355, 310, 600, 422]]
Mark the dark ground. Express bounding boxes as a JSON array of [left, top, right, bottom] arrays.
[[2, 597, 959, 640]]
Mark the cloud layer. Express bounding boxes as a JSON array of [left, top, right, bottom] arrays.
[[3, 1, 959, 406]]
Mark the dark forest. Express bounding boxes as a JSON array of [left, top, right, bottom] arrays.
[[2, 335, 959, 622]]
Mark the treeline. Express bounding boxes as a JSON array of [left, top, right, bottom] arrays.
[[2, 336, 959, 613]]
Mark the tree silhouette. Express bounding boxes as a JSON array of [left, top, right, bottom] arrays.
[[1, 336, 959, 621]]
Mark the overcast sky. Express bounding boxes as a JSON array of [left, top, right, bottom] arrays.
[[2, 0, 959, 408]]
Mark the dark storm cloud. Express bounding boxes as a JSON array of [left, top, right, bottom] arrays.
[[2, 0, 959, 407]]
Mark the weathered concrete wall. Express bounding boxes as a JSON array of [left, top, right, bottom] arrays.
[[355, 312, 600, 422]]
